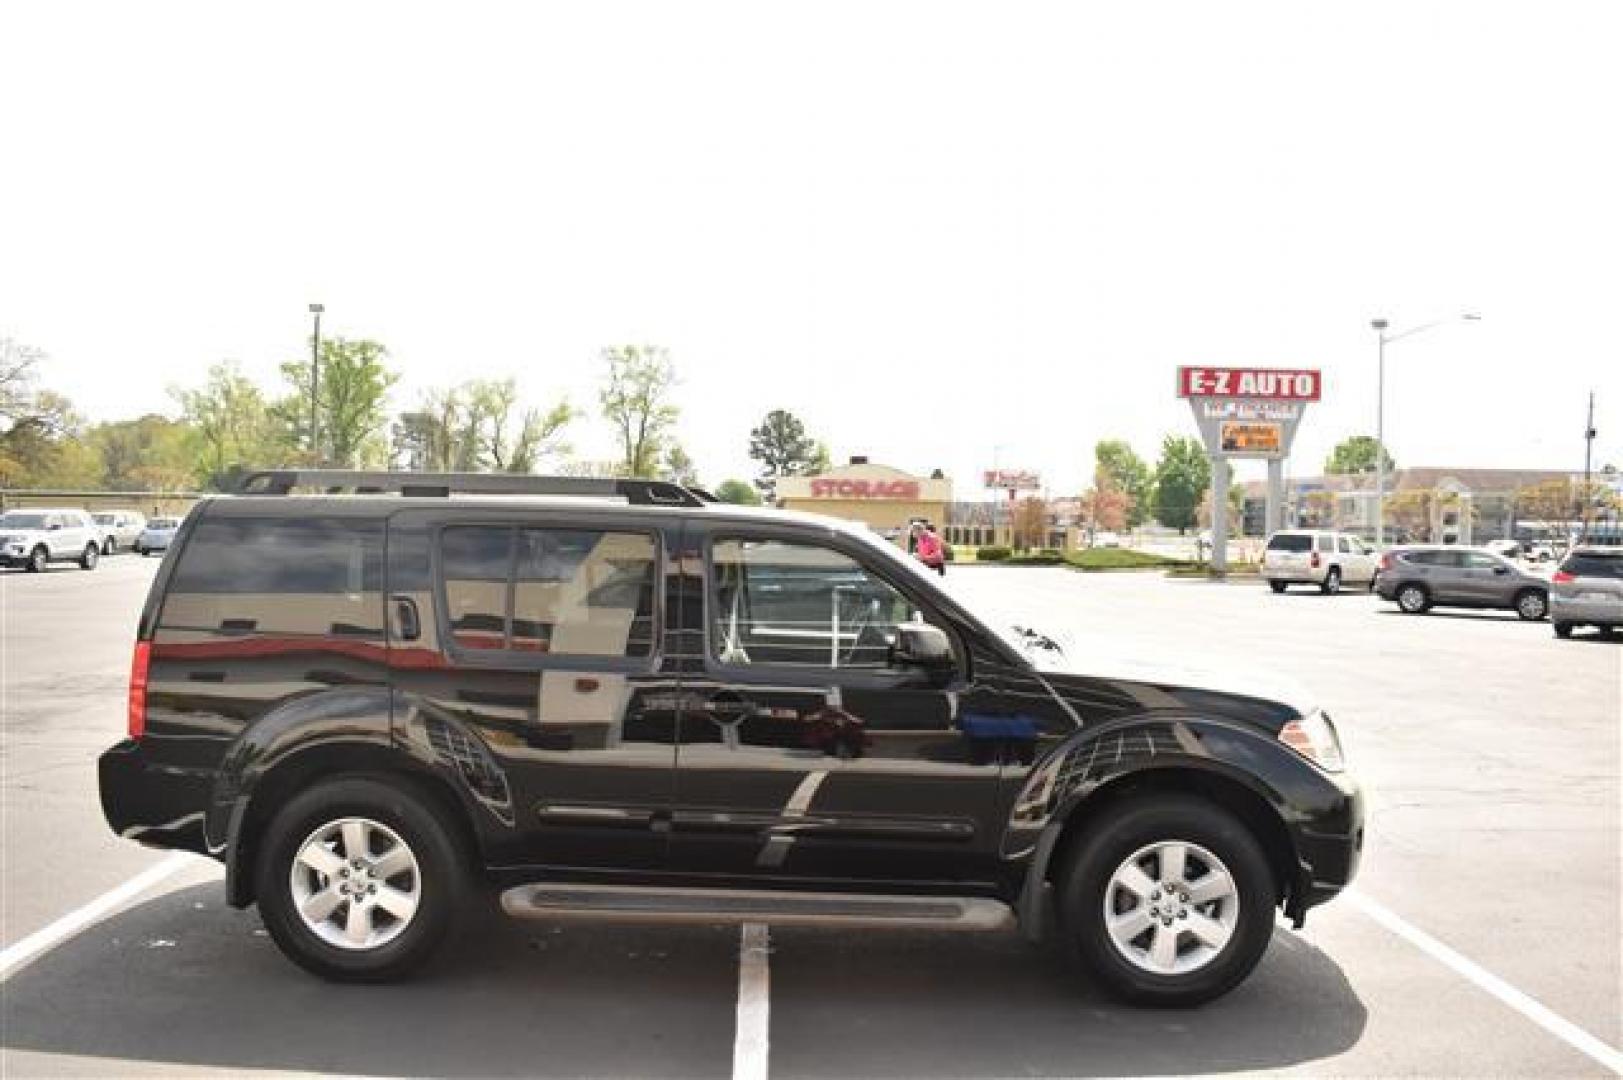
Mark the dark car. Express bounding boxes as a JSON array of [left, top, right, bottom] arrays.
[[1374, 545, 1550, 620], [100, 470, 1363, 1007]]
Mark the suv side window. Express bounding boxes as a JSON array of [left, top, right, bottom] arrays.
[[1317, 534, 1335, 553], [711, 538, 920, 669], [160, 517, 384, 636], [1463, 552, 1501, 570], [439, 525, 657, 659], [1337, 536, 1352, 554]]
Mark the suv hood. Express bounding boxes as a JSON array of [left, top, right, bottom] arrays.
[[1028, 649, 1315, 729]]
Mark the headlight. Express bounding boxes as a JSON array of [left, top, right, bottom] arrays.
[[1279, 710, 1346, 772]]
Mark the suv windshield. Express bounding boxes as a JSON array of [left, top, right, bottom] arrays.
[[0, 513, 49, 530], [1267, 534, 1312, 552]]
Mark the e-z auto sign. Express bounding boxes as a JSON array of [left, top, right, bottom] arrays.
[[1178, 367, 1321, 401]]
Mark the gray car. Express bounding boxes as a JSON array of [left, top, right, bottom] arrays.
[[1550, 546, 1623, 638], [1374, 545, 1550, 620]]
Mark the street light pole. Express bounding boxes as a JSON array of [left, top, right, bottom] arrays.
[[1372, 319, 1389, 548], [1582, 390, 1596, 543], [308, 303, 324, 462], [1368, 313, 1479, 547]]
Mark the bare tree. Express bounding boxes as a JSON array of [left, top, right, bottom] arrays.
[[599, 345, 678, 478]]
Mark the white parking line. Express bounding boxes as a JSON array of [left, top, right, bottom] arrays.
[[0, 853, 194, 980], [732, 922, 771, 1080], [1348, 890, 1623, 1076]]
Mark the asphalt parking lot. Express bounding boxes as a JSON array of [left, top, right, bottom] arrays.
[[2, 558, 1618, 1078]]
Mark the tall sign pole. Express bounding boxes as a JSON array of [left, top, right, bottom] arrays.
[[1178, 367, 1322, 573]]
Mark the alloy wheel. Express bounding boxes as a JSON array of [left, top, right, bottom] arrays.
[[289, 817, 422, 951], [1517, 592, 1547, 620], [1102, 840, 1239, 976]]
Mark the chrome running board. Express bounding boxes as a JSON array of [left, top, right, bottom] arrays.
[[500, 883, 1015, 931]]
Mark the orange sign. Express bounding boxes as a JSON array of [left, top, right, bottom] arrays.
[[1220, 422, 1283, 454]]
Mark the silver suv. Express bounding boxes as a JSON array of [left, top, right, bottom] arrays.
[[0, 508, 101, 572], [1551, 547, 1623, 638], [1374, 545, 1549, 620], [92, 510, 147, 554]]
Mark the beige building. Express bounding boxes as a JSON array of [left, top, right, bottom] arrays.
[[776, 458, 952, 541]]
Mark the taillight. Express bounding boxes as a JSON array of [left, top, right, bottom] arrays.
[[1310, 551, 1321, 569], [1379, 553, 1393, 571], [128, 641, 151, 739], [1552, 571, 1575, 584]]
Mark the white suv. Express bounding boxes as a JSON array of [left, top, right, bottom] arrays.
[[0, 508, 102, 572], [1263, 529, 1375, 594]]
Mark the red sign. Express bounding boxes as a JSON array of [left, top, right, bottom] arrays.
[[982, 469, 1041, 492], [809, 478, 921, 500], [1178, 367, 1322, 401]]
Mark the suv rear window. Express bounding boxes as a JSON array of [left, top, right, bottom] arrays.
[[1560, 552, 1623, 579], [160, 518, 384, 637], [1267, 534, 1312, 552], [439, 525, 657, 658]]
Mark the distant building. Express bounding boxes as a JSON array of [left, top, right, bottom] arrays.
[[1241, 467, 1601, 544], [776, 458, 952, 542]]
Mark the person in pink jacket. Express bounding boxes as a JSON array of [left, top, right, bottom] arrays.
[[911, 522, 946, 576]]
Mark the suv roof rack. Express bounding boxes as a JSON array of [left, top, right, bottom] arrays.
[[236, 469, 710, 507]]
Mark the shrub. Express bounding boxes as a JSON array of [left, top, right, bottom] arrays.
[[976, 545, 1012, 562], [1066, 548, 1186, 570]]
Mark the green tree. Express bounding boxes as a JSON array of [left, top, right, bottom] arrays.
[[715, 478, 762, 505], [1325, 435, 1396, 476], [276, 337, 397, 468], [172, 362, 283, 488], [661, 444, 698, 486], [1152, 435, 1211, 534], [1094, 439, 1152, 529], [748, 409, 826, 502], [88, 415, 198, 490], [599, 345, 679, 478]]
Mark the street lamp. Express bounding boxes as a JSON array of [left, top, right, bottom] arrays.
[[308, 303, 324, 461], [1370, 313, 1480, 547]]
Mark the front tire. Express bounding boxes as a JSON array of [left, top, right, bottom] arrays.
[[1397, 584, 1430, 614], [1514, 589, 1548, 622], [256, 776, 464, 982], [27, 545, 48, 573], [102, 537, 117, 555], [1268, 580, 1287, 594], [1056, 796, 1277, 1007]]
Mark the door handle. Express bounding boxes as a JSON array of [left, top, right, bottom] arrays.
[[391, 594, 421, 642]]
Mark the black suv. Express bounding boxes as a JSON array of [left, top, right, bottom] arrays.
[[99, 470, 1363, 1006]]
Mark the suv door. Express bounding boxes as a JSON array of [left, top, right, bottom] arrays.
[[1460, 550, 1517, 605], [668, 523, 1000, 885], [385, 508, 680, 870]]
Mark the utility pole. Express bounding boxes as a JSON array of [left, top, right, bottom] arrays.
[[1581, 391, 1596, 543], [308, 303, 325, 462]]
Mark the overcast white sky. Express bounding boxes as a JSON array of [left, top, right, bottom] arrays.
[[3, 1, 1620, 495]]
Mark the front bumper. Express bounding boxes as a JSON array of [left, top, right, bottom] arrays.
[[99, 739, 214, 855], [1287, 771, 1365, 923]]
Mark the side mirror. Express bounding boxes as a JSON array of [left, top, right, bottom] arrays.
[[1493, 565, 1510, 575], [890, 624, 954, 672], [47, 522, 62, 531]]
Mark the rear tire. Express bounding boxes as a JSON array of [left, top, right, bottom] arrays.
[[1055, 796, 1277, 1007], [1397, 583, 1430, 614], [1268, 580, 1287, 594], [1320, 568, 1341, 595], [80, 544, 99, 570], [1553, 622, 1573, 639], [1514, 589, 1548, 622], [103, 537, 117, 555], [256, 776, 464, 982]]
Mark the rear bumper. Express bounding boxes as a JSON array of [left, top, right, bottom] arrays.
[[99, 739, 214, 855], [1551, 596, 1623, 625]]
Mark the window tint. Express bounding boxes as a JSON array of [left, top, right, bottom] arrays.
[[712, 538, 921, 668], [441, 526, 512, 651], [439, 526, 657, 658], [1267, 534, 1311, 552], [1463, 552, 1501, 570], [160, 517, 384, 636], [1337, 537, 1352, 554], [1562, 553, 1623, 579]]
